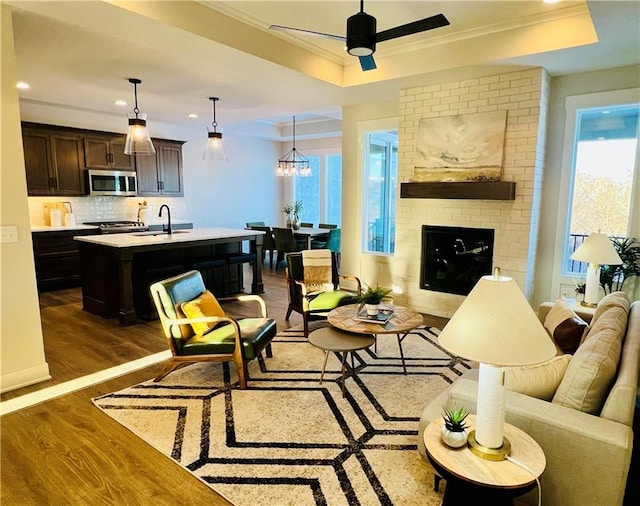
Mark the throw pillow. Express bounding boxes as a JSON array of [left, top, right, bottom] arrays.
[[583, 291, 629, 341], [181, 290, 226, 335], [504, 354, 572, 401], [552, 325, 623, 414], [543, 299, 589, 354]]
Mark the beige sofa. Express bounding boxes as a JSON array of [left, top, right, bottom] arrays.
[[418, 293, 640, 506]]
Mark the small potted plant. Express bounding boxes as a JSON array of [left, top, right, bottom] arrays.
[[441, 404, 470, 448], [357, 283, 392, 316], [281, 203, 293, 227], [292, 200, 303, 230]]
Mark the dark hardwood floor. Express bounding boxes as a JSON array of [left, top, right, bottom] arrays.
[[1, 262, 447, 505]]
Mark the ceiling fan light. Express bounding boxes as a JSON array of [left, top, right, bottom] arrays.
[[346, 12, 376, 56]]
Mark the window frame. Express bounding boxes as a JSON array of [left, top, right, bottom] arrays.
[[551, 88, 640, 298]]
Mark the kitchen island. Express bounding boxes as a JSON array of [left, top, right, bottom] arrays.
[[75, 228, 264, 325]]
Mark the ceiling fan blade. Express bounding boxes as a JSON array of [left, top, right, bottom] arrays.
[[359, 54, 377, 71], [269, 25, 345, 42], [376, 13, 449, 43]]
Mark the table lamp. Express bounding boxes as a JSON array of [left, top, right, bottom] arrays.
[[438, 268, 556, 461], [570, 232, 622, 307]]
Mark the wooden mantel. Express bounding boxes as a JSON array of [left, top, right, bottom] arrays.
[[400, 181, 516, 200]]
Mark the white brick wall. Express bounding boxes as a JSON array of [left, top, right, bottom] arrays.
[[394, 69, 550, 317]]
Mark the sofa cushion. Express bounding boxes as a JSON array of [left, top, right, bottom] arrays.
[[181, 290, 226, 335], [504, 354, 572, 401], [552, 325, 623, 414], [583, 291, 629, 343], [543, 299, 589, 354]]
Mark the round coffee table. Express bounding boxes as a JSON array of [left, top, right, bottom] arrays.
[[328, 304, 424, 374], [424, 415, 545, 505], [308, 327, 375, 397]]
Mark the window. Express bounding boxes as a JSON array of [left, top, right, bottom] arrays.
[[293, 153, 342, 226], [362, 130, 398, 254], [563, 96, 639, 276]]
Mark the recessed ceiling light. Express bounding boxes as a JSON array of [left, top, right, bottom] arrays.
[[16, 81, 30, 90], [114, 100, 127, 107], [188, 113, 199, 118]]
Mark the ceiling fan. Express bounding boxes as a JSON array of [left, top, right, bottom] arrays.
[[270, 0, 449, 71]]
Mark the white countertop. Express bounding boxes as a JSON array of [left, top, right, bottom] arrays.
[[73, 227, 264, 248], [32, 224, 99, 232]]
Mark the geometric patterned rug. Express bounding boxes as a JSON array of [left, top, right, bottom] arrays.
[[93, 325, 472, 505]]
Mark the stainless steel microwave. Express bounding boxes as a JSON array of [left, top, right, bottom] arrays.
[[87, 170, 137, 196]]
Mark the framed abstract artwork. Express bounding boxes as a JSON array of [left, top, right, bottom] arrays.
[[413, 110, 507, 182]]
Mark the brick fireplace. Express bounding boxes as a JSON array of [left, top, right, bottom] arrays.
[[393, 68, 550, 318]]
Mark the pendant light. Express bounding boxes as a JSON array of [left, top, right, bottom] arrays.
[[203, 97, 227, 161], [276, 115, 311, 177], [123, 78, 156, 155]]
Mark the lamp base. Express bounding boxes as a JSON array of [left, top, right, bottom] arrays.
[[467, 430, 511, 461], [580, 300, 597, 308]]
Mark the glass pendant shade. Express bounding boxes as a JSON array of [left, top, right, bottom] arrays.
[[125, 113, 155, 155], [203, 130, 226, 161], [203, 97, 226, 162], [123, 78, 155, 155]]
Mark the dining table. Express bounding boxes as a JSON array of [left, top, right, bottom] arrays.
[[292, 227, 330, 249]]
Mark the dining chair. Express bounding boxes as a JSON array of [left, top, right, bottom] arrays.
[[273, 227, 304, 270], [285, 251, 361, 338], [246, 221, 266, 228], [250, 225, 277, 269], [300, 222, 314, 228], [312, 228, 340, 251], [149, 270, 276, 388], [318, 223, 338, 229]]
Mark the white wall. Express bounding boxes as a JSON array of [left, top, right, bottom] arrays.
[[1, 5, 50, 393]]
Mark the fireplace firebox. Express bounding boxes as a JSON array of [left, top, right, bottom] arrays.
[[420, 225, 494, 295]]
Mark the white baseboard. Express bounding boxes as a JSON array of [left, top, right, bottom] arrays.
[[0, 362, 51, 394]]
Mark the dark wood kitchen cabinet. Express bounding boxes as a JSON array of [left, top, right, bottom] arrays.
[[136, 139, 185, 196], [83, 134, 134, 170], [32, 228, 101, 291], [22, 125, 86, 196]]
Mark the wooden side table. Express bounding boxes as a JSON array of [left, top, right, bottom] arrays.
[[423, 415, 545, 505], [327, 304, 423, 374]]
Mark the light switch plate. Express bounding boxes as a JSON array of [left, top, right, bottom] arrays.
[[0, 226, 18, 243]]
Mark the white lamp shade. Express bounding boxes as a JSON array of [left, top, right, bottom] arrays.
[[438, 273, 556, 366], [124, 113, 156, 155], [571, 233, 622, 265]]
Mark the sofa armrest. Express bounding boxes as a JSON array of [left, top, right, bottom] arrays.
[[441, 379, 632, 506], [538, 301, 595, 324]]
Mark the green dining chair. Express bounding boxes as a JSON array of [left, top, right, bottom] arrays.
[[246, 221, 266, 228], [300, 222, 314, 228], [318, 223, 337, 229], [251, 226, 277, 269], [272, 227, 304, 270]]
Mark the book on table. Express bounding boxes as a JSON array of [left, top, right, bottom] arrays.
[[355, 307, 394, 324]]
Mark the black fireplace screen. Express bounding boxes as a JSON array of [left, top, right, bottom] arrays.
[[420, 225, 494, 295]]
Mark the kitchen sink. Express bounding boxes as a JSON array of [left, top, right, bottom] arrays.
[[131, 230, 192, 237]]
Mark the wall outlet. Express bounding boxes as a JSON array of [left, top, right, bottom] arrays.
[[0, 226, 18, 243]]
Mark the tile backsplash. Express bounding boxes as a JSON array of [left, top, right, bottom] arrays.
[[28, 196, 188, 227]]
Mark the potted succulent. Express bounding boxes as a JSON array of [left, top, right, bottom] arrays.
[[357, 283, 392, 316], [441, 404, 470, 448]]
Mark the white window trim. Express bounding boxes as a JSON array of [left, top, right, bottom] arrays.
[[358, 117, 398, 257], [550, 88, 640, 299]]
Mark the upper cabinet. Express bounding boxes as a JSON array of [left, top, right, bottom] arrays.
[[84, 134, 134, 170], [136, 139, 185, 197], [22, 123, 185, 197], [22, 124, 86, 196]]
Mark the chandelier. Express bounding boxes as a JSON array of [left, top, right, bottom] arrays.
[[276, 115, 311, 177]]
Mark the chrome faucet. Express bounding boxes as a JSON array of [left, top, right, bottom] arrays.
[[159, 204, 172, 235]]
